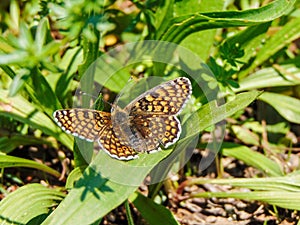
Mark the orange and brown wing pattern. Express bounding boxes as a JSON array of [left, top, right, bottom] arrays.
[[53, 108, 138, 160], [131, 114, 181, 152], [53, 77, 192, 160], [53, 109, 111, 142], [97, 124, 138, 160], [126, 77, 192, 116]]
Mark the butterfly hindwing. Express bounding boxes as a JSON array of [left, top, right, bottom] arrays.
[[97, 124, 138, 160], [131, 114, 181, 152]]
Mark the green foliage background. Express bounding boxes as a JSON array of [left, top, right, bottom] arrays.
[[0, 0, 299, 224]]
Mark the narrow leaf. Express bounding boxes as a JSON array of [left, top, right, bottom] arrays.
[[222, 142, 284, 176], [0, 155, 61, 178], [191, 191, 300, 210], [234, 63, 300, 92], [258, 92, 300, 124]]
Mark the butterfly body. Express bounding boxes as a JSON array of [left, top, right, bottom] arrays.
[[53, 77, 192, 160]]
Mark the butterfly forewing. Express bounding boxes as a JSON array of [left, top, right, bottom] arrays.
[[53, 109, 111, 142], [126, 77, 192, 116]]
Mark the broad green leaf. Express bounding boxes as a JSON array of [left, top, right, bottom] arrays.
[[0, 183, 65, 225], [129, 192, 179, 225], [0, 89, 73, 150], [258, 92, 300, 124], [222, 142, 284, 176], [41, 134, 184, 225], [0, 155, 61, 178], [160, 0, 296, 43], [41, 91, 260, 225]]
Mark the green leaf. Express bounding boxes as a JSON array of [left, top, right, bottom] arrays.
[[75, 27, 101, 168], [160, 0, 296, 43], [234, 63, 300, 92], [35, 17, 50, 53], [220, 22, 270, 66], [188, 176, 300, 192], [0, 155, 61, 178], [153, 0, 174, 40], [0, 36, 15, 53], [231, 125, 260, 146], [198, 91, 262, 130], [176, 0, 224, 61], [129, 192, 179, 225], [239, 16, 300, 77], [188, 175, 300, 210], [8, 68, 30, 96], [222, 142, 284, 176], [41, 148, 173, 225], [0, 135, 53, 154], [0, 183, 65, 224], [55, 47, 82, 106], [65, 166, 85, 189], [28, 68, 62, 116], [124, 200, 134, 225], [258, 92, 300, 124], [0, 89, 73, 150], [93, 57, 131, 93], [0, 51, 29, 65], [18, 22, 34, 50], [191, 190, 300, 210], [9, 0, 20, 32]]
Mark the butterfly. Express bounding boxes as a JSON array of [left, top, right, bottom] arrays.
[[53, 77, 192, 160]]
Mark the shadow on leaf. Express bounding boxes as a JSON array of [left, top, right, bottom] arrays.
[[75, 166, 114, 201]]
